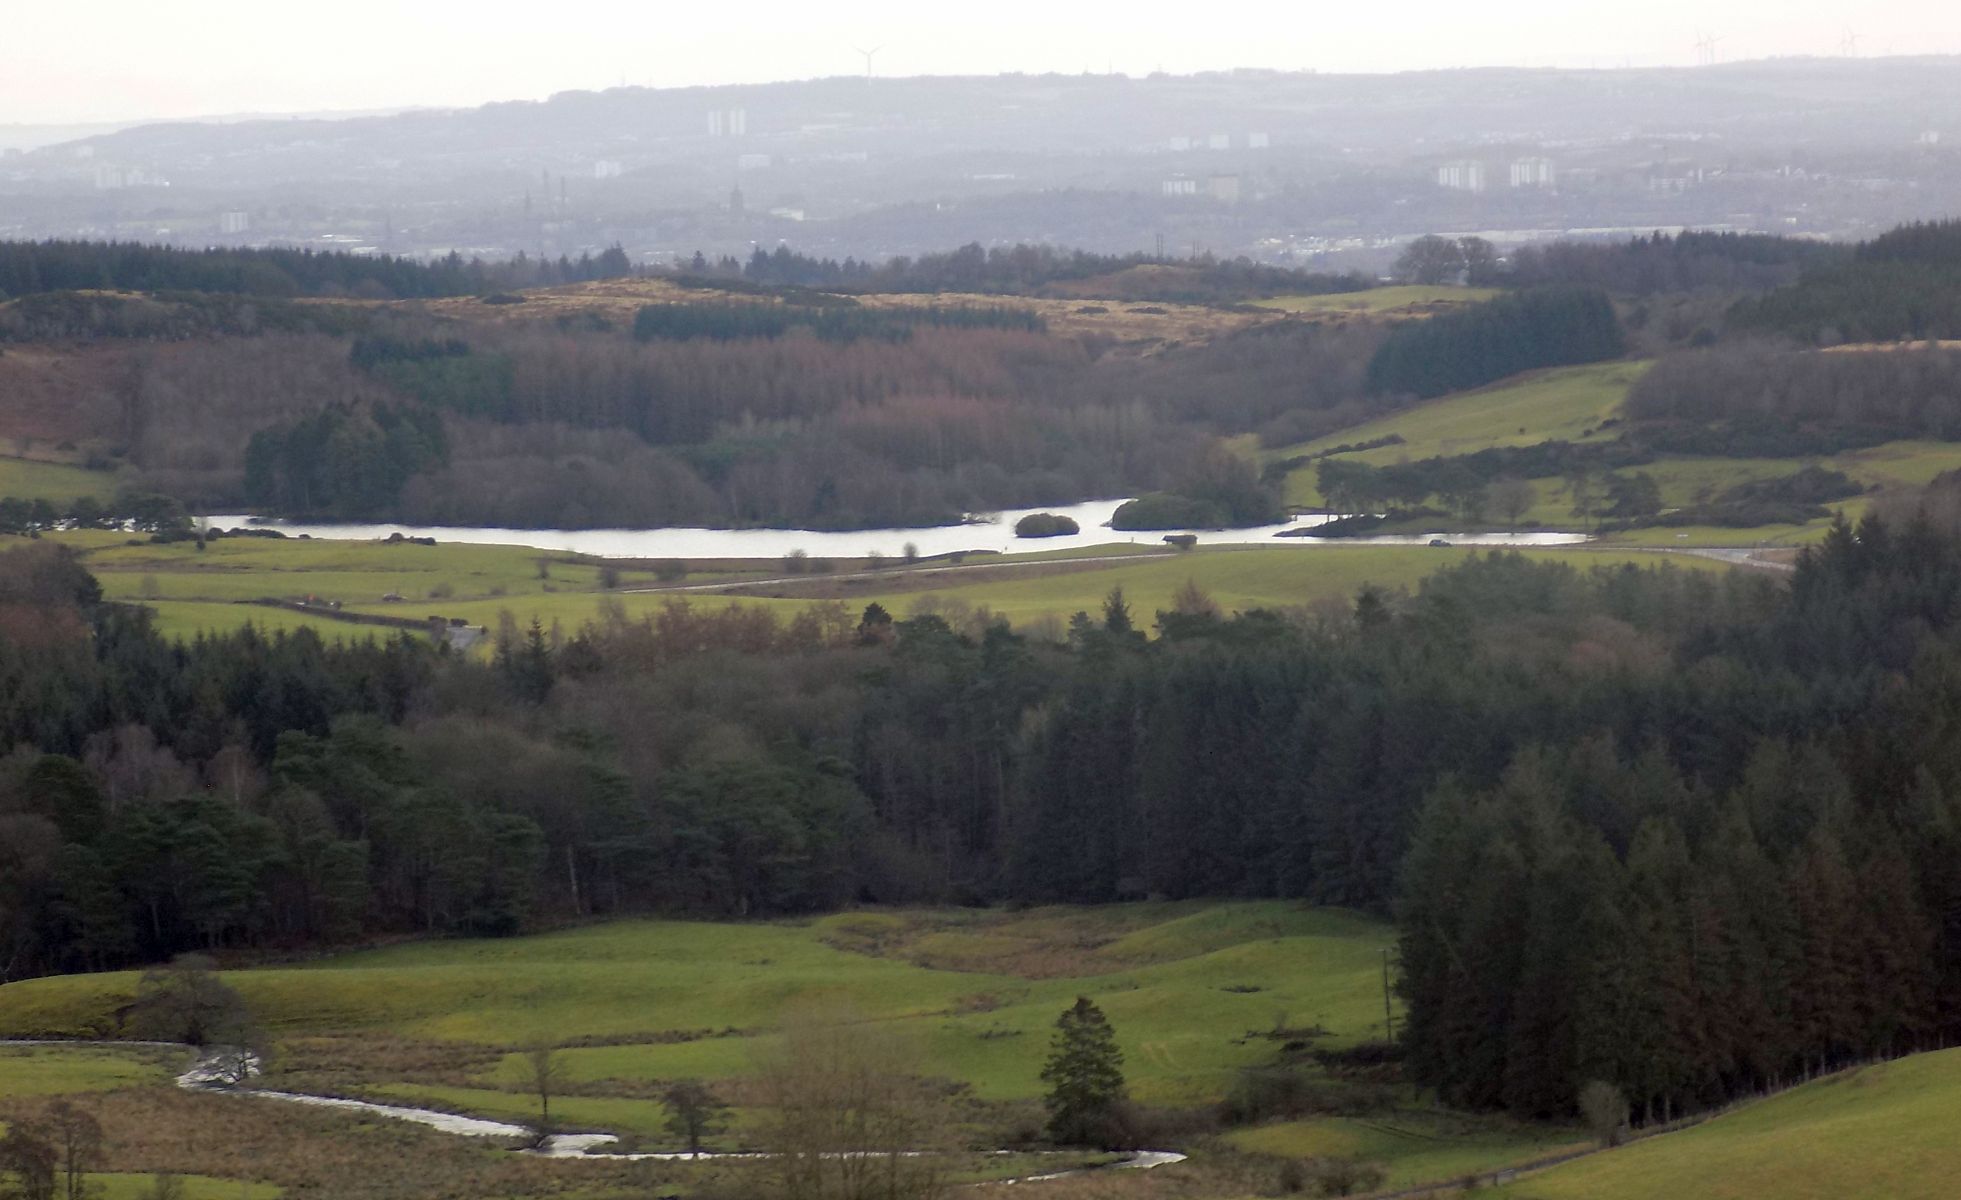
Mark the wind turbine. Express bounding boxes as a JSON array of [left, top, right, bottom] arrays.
[[852, 45, 883, 82], [1839, 28, 1861, 57]]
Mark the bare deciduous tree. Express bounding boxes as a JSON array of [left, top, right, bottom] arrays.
[[1486, 477, 1537, 533], [755, 1000, 951, 1200], [526, 1042, 562, 1137], [42, 1100, 103, 1200], [130, 953, 255, 1049]]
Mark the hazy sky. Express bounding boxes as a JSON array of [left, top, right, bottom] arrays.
[[6, 0, 1959, 125]]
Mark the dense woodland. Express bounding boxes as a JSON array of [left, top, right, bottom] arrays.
[[17, 290, 1400, 529], [1362, 286, 1624, 399], [1503, 231, 1843, 297], [14, 223, 1960, 530], [1730, 219, 1961, 343], [13, 478, 1961, 1128]]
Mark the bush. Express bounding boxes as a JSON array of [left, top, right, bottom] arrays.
[[1015, 513, 1082, 538], [1579, 1079, 1629, 1148], [1307, 1158, 1387, 1198]]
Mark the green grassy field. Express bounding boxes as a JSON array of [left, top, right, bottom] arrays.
[[851, 545, 1730, 630], [0, 455, 118, 504], [321, 545, 1731, 640], [1228, 1113, 1583, 1190], [1498, 1050, 1961, 1200], [19, 909, 1946, 1198], [0, 1042, 181, 1097], [39, 529, 1746, 643], [138, 601, 383, 642], [76, 534, 612, 603], [0, 904, 1393, 1112], [1273, 362, 1644, 507], [1252, 285, 1500, 315]]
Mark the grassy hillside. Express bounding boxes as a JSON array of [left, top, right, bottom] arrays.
[[0, 455, 118, 504], [1499, 1050, 1961, 1200], [0, 905, 1621, 1196], [0, 903, 1394, 1108], [1229, 1114, 1582, 1191], [1272, 359, 1961, 546], [1272, 362, 1643, 507], [0, 1041, 180, 1097]]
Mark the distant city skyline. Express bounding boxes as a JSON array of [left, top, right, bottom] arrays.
[[5, 0, 1959, 125]]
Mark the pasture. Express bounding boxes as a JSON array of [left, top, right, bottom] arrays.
[[1271, 362, 1644, 507], [0, 903, 1396, 1110], [1497, 1050, 1961, 1200], [1227, 1113, 1582, 1191], [0, 455, 118, 505], [56, 527, 1743, 644]]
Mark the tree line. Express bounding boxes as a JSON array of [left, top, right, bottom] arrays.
[[0, 240, 635, 303], [1503, 231, 1842, 297], [688, 242, 1373, 305], [1625, 342, 1961, 454], [1729, 219, 1961, 344]]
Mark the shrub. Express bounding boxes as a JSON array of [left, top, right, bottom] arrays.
[[1015, 513, 1082, 538], [1308, 1158, 1387, 1198], [1579, 1079, 1629, 1148]]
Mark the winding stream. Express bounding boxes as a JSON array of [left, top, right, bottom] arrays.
[[7, 1041, 1185, 1181]]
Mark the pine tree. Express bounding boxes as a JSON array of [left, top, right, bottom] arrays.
[[1040, 997, 1126, 1146]]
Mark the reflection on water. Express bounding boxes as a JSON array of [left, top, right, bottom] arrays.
[[200, 500, 1586, 560]]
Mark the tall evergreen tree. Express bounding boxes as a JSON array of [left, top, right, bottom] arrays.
[[1040, 997, 1126, 1146]]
